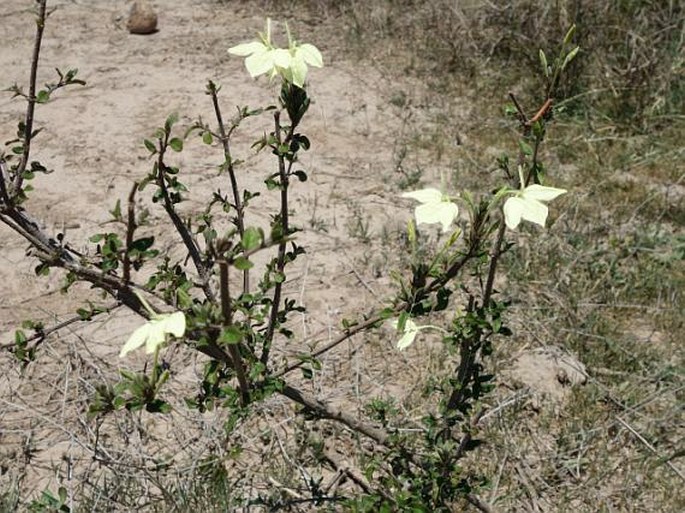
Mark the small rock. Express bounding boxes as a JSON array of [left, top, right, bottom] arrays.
[[127, 1, 158, 35]]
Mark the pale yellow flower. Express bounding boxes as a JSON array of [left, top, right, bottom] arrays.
[[401, 188, 459, 233]]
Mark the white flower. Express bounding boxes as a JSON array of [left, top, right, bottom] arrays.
[[390, 317, 445, 351], [390, 317, 421, 350], [228, 18, 322, 88], [401, 188, 459, 233], [120, 293, 186, 358], [503, 167, 566, 230], [280, 43, 323, 88]]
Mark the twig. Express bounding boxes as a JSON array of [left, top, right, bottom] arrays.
[[208, 83, 249, 294], [219, 260, 250, 406], [122, 182, 138, 283], [483, 219, 506, 305], [321, 447, 388, 499], [467, 493, 498, 513], [526, 98, 553, 127], [12, 0, 48, 197], [0, 303, 121, 351], [0, 159, 12, 206], [279, 384, 389, 446], [616, 416, 685, 482], [349, 265, 378, 299], [508, 92, 528, 124], [155, 138, 215, 303], [261, 110, 292, 366], [271, 312, 393, 380]]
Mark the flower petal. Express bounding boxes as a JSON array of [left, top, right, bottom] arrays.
[[145, 320, 168, 354], [119, 323, 151, 358], [414, 202, 458, 232], [244, 49, 275, 77], [228, 41, 266, 57], [520, 198, 549, 227], [523, 184, 567, 202], [402, 188, 443, 204], [271, 48, 292, 69], [164, 312, 186, 338], [297, 44, 323, 67], [289, 54, 308, 87], [391, 318, 419, 350], [503, 196, 525, 230], [396, 329, 418, 350]]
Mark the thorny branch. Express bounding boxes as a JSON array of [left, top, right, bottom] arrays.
[[154, 135, 216, 302], [12, 0, 48, 197], [261, 110, 294, 367], [209, 83, 250, 294]]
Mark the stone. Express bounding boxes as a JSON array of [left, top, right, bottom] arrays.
[[127, 1, 158, 35]]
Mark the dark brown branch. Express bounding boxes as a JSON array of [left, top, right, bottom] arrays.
[[1, 302, 120, 351], [0, 159, 12, 206], [467, 493, 497, 513], [483, 219, 506, 306], [279, 384, 389, 446], [155, 141, 215, 302], [219, 260, 250, 406], [12, 0, 48, 197], [122, 182, 138, 283], [508, 92, 528, 125], [272, 312, 393, 379], [209, 85, 249, 294], [261, 111, 290, 366]]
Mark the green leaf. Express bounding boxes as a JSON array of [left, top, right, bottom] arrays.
[[563, 24, 576, 46], [562, 46, 580, 70], [144, 139, 157, 154], [241, 227, 262, 251], [110, 199, 122, 221], [202, 131, 213, 145], [164, 112, 179, 132], [14, 330, 27, 345], [379, 307, 396, 320], [30, 161, 50, 173], [519, 140, 533, 156], [219, 325, 243, 345], [293, 170, 308, 182], [36, 90, 50, 103], [169, 137, 183, 152], [264, 177, 280, 190], [233, 256, 254, 270], [35, 262, 50, 276], [539, 49, 549, 77], [504, 104, 518, 117], [130, 236, 155, 252]]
